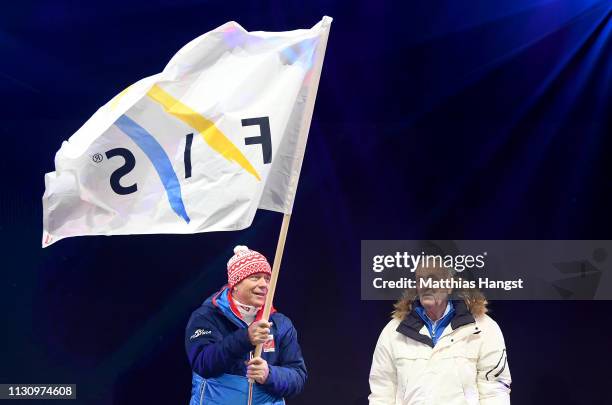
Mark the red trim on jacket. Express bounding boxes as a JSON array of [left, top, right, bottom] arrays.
[[212, 285, 276, 321]]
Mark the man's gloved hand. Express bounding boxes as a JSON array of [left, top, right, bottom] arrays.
[[246, 356, 269, 384], [248, 320, 272, 346]]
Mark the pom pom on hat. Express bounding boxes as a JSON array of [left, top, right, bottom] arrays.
[[227, 245, 271, 287], [234, 245, 249, 254]]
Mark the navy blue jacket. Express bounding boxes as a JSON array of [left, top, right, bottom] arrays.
[[185, 287, 307, 402]]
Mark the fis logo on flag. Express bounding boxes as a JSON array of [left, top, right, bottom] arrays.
[[42, 17, 332, 246], [98, 98, 272, 222]]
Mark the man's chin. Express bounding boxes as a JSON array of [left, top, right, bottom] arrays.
[[251, 295, 266, 307], [419, 295, 435, 305]]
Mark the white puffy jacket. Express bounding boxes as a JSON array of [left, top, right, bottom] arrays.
[[369, 301, 511, 405]]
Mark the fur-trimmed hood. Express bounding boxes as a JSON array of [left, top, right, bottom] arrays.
[[393, 289, 488, 320]]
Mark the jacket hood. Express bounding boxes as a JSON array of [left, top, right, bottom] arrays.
[[205, 285, 276, 328], [396, 299, 475, 347]]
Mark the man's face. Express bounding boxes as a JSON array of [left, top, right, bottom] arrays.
[[415, 265, 452, 308], [232, 273, 271, 307]]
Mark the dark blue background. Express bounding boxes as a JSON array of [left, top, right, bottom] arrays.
[[2, 1, 611, 403]]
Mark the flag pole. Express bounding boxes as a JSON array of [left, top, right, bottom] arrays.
[[247, 16, 331, 404], [254, 213, 291, 357], [247, 214, 290, 403]]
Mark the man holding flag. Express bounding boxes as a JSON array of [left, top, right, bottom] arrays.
[[41, 16, 331, 404], [185, 245, 306, 404]]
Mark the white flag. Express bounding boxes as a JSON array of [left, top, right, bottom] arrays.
[[42, 17, 332, 247]]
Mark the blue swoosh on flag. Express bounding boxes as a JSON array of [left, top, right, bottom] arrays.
[[114, 115, 190, 224]]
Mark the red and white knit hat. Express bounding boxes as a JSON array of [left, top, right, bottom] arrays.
[[227, 245, 272, 287]]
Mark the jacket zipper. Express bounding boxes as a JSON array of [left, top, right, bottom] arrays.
[[199, 379, 206, 404]]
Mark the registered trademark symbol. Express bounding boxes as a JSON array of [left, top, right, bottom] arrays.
[[92, 153, 104, 163]]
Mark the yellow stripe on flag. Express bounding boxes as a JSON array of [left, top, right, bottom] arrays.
[[147, 84, 261, 181], [110, 84, 133, 111]]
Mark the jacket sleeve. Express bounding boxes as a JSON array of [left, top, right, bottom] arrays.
[[185, 312, 253, 378], [262, 318, 307, 398], [477, 319, 512, 405], [368, 321, 398, 405]]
